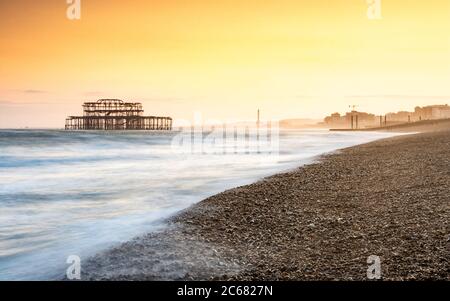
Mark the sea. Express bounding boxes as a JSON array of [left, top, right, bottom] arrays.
[[0, 128, 399, 280]]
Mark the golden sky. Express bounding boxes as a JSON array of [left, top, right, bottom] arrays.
[[0, 0, 449, 128]]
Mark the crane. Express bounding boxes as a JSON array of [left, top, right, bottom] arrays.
[[349, 104, 358, 112]]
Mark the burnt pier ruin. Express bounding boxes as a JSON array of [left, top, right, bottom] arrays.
[[65, 99, 172, 130]]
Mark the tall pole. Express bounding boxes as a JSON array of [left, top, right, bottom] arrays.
[[256, 109, 260, 153], [257, 109, 260, 128]]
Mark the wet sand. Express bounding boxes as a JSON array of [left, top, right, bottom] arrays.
[[82, 129, 450, 280]]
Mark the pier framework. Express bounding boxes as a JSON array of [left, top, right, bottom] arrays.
[[65, 99, 172, 130]]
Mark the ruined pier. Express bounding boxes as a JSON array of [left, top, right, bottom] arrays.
[[65, 99, 172, 130]]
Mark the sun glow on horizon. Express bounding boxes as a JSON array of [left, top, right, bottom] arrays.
[[0, 0, 449, 128]]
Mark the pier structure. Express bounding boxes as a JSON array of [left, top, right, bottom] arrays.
[[65, 99, 172, 130]]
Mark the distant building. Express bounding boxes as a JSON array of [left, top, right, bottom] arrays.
[[324, 111, 377, 128], [414, 104, 450, 120], [386, 104, 450, 122], [324, 104, 450, 129], [386, 111, 411, 122], [324, 112, 342, 125]]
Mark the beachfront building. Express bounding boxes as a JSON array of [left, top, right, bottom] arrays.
[[386, 111, 412, 122], [65, 99, 173, 130], [325, 104, 450, 129], [385, 104, 450, 122], [324, 112, 342, 125], [324, 111, 377, 128], [413, 104, 450, 120]]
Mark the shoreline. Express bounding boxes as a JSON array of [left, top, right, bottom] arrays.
[[82, 129, 449, 280]]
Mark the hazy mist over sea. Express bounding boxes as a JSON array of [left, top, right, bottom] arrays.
[[0, 129, 399, 280]]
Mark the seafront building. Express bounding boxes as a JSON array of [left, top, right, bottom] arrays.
[[324, 104, 450, 129], [324, 111, 377, 128]]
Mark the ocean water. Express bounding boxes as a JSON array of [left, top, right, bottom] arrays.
[[0, 129, 398, 280]]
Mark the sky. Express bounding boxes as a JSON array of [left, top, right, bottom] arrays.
[[0, 0, 449, 128]]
